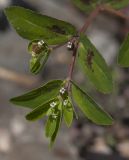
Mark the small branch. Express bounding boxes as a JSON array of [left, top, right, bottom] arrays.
[[79, 5, 101, 34], [52, 42, 66, 50], [66, 6, 101, 89], [66, 4, 129, 91], [68, 45, 78, 81], [0, 67, 39, 88], [100, 5, 129, 20], [67, 40, 79, 91], [79, 5, 129, 34]]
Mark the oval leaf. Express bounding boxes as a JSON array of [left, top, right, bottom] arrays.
[[71, 81, 113, 125], [63, 98, 74, 127], [45, 116, 57, 138], [25, 98, 59, 121], [5, 6, 77, 45], [78, 34, 113, 93], [50, 109, 62, 147], [10, 80, 63, 109], [118, 33, 129, 67]]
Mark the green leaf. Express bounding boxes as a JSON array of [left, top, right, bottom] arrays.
[[30, 50, 50, 74], [63, 98, 74, 127], [118, 33, 129, 67], [50, 104, 62, 147], [71, 81, 113, 125], [25, 98, 58, 121], [29, 51, 50, 74], [10, 80, 63, 109], [72, 0, 98, 13], [72, 0, 129, 13], [78, 34, 113, 93], [108, 0, 129, 10], [5, 6, 77, 45], [28, 40, 51, 74], [45, 116, 57, 138]]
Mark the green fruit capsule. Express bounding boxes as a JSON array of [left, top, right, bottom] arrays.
[[28, 40, 51, 74], [28, 40, 48, 57]]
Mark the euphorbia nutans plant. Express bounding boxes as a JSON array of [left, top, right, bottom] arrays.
[[4, 0, 129, 147]]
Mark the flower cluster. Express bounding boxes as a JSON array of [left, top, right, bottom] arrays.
[[52, 113, 58, 119], [31, 52, 36, 57], [63, 99, 68, 106], [38, 40, 45, 47], [50, 102, 57, 108], [67, 41, 74, 50], [59, 87, 66, 94]]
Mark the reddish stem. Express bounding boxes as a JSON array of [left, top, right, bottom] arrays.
[[79, 5, 101, 34], [67, 4, 129, 91], [67, 41, 79, 91], [101, 5, 129, 20], [80, 4, 129, 34]]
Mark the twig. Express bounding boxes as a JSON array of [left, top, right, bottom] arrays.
[[66, 4, 129, 91], [52, 43, 66, 50], [79, 4, 129, 34], [100, 5, 129, 20], [0, 67, 39, 87], [66, 6, 101, 90], [79, 5, 101, 34], [67, 40, 79, 91]]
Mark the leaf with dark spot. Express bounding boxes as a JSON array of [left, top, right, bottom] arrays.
[[48, 25, 66, 35], [86, 49, 94, 72], [5, 6, 77, 45], [78, 34, 113, 93]]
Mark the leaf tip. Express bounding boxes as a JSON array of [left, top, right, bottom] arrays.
[[25, 113, 37, 122], [9, 97, 15, 104], [98, 116, 114, 126]]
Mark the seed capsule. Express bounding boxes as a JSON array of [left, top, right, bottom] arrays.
[[28, 40, 48, 57]]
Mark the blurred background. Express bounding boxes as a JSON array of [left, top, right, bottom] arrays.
[[0, 0, 129, 160]]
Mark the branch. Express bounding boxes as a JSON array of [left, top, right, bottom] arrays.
[[79, 5, 101, 34], [79, 5, 129, 34], [101, 5, 129, 20], [67, 40, 79, 91], [66, 4, 129, 91], [0, 67, 39, 88]]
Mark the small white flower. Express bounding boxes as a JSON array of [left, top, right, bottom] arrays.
[[67, 41, 73, 49], [63, 99, 68, 106], [52, 114, 58, 119], [60, 87, 66, 94], [50, 102, 57, 108], [31, 51, 37, 57], [38, 40, 45, 47]]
